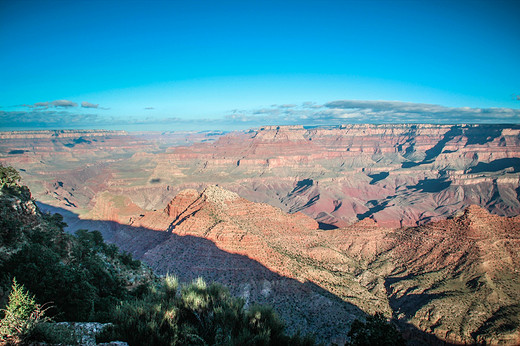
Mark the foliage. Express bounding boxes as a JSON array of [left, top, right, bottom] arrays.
[[0, 198, 24, 248], [31, 322, 82, 345], [2, 227, 142, 322], [100, 276, 315, 346], [0, 165, 20, 190], [0, 278, 50, 343], [346, 312, 405, 346], [0, 166, 31, 248], [0, 164, 30, 200], [0, 173, 147, 322], [119, 250, 142, 270]]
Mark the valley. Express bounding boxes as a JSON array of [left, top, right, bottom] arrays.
[[1, 124, 520, 344], [2, 124, 520, 229]]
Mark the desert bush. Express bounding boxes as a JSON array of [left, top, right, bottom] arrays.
[[0, 165, 20, 191], [0, 278, 50, 343], [177, 278, 245, 344], [346, 312, 405, 346], [163, 273, 179, 301], [98, 282, 179, 345], [244, 304, 285, 340], [100, 276, 315, 345]]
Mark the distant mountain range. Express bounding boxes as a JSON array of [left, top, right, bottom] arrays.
[[1, 124, 520, 344], [2, 124, 519, 228]]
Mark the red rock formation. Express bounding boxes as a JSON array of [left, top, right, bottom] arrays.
[[92, 185, 520, 345], [4, 125, 520, 228], [141, 124, 519, 228], [130, 186, 320, 278]]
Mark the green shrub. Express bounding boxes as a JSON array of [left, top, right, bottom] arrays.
[[0, 164, 30, 201], [245, 304, 285, 340], [163, 273, 179, 301], [0, 278, 50, 343], [0, 165, 21, 191], [101, 276, 316, 346], [177, 278, 245, 344], [119, 251, 141, 270], [98, 285, 179, 345], [31, 322, 82, 345], [4, 242, 98, 321], [0, 199, 24, 247], [347, 312, 405, 346], [2, 223, 137, 322]]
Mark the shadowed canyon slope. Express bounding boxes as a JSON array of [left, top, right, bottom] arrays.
[[38, 186, 520, 344], [150, 194, 520, 345]]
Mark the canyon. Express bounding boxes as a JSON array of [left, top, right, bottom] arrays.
[[1, 124, 520, 344], [3, 124, 520, 230]]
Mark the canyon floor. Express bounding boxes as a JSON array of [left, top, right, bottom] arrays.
[[1, 124, 520, 344]]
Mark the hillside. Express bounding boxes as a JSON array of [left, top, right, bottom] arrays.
[[60, 184, 520, 344], [0, 167, 321, 345]]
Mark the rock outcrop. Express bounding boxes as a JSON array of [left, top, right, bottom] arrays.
[[72, 186, 520, 345]]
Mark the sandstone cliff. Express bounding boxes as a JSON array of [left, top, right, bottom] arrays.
[[58, 185, 520, 345], [3, 124, 519, 229]]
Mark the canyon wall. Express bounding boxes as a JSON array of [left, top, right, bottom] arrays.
[[2, 124, 520, 228], [42, 186, 520, 344], [99, 124, 520, 228], [2, 124, 520, 343]]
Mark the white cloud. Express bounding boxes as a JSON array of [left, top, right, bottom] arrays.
[[226, 100, 520, 126]]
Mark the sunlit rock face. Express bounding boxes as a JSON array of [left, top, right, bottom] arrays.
[[2, 124, 520, 229], [44, 186, 520, 344]]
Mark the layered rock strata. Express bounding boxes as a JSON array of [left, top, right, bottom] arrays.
[[3, 124, 520, 229], [72, 186, 520, 345]]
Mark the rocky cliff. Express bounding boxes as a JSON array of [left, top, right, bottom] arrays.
[[146, 124, 520, 228], [69, 186, 520, 345], [3, 124, 519, 229]]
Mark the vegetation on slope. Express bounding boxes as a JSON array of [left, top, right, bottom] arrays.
[[100, 275, 316, 345], [0, 165, 319, 345], [0, 164, 406, 345], [346, 312, 405, 346], [0, 165, 147, 324]]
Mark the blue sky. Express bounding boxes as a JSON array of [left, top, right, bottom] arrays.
[[1, 0, 519, 131]]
